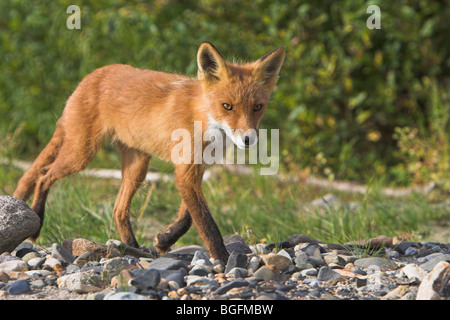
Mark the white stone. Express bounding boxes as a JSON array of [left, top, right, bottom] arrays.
[[58, 269, 103, 292], [416, 261, 450, 300], [402, 263, 427, 281], [0, 260, 28, 272]]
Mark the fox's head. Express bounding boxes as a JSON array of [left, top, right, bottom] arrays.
[[197, 42, 285, 150]]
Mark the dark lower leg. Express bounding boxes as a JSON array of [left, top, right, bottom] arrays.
[[154, 204, 192, 253]]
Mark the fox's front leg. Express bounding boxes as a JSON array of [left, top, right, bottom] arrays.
[[174, 163, 229, 262]]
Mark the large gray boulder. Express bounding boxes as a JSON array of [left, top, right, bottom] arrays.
[[0, 196, 40, 253]]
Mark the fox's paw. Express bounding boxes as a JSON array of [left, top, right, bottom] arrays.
[[153, 232, 172, 254]]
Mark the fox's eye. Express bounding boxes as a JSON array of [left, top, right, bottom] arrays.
[[254, 104, 263, 111], [222, 103, 233, 111]]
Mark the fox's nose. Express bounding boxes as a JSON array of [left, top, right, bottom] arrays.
[[244, 136, 250, 146]]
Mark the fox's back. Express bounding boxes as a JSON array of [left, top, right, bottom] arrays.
[[62, 64, 202, 159]]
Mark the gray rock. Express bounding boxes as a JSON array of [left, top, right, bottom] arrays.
[[301, 243, 326, 255], [146, 257, 188, 270], [186, 276, 219, 289], [354, 257, 395, 269], [214, 279, 249, 295], [15, 247, 36, 258], [169, 245, 205, 255], [277, 249, 293, 260], [404, 247, 418, 256], [420, 254, 450, 272], [86, 293, 105, 300], [248, 256, 262, 273], [252, 266, 275, 281], [65, 264, 81, 274], [30, 279, 46, 289], [294, 251, 314, 270], [417, 252, 443, 264], [323, 254, 346, 266], [317, 266, 342, 282], [191, 250, 212, 266], [288, 234, 320, 246], [189, 265, 210, 276], [309, 256, 326, 268], [52, 243, 75, 264], [303, 278, 320, 287], [226, 267, 248, 278], [226, 241, 252, 254], [7, 279, 31, 295], [223, 234, 246, 245], [356, 277, 367, 288], [387, 249, 400, 259], [130, 268, 161, 290], [159, 269, 186, 288], [300, 268, 318, 277], [225, 252, 247, 273], [395, 242, 419, 254], [0, 196, 40, 254], [213, 260, 225, 273], [12, 240, 34, 252]]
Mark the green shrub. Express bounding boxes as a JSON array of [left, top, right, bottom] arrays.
[[1, 0, 448, 185]]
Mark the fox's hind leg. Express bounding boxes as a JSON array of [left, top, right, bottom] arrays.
[[154, 201, 192, 253], [29, 137, 100, 240], [28, 115, 104, 241]]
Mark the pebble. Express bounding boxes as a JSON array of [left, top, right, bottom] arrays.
[[129, 268, 160, 291], [317, 266, 343, 282], [214, 279, 249, 295], [7, 279, 31, 295], [52, 243, 75, 264], [420, 254, 450, 272], [253, 266, 275, 281], [226, 267, 248, 278], [261, 254, 292, 272], [0, 260, 28, 272], [146, 257, 188, 271], [224, 252, 247, 273], [0, 234, 449, 300], [225, 241, 252, 254], [354, 257, 394, 269]]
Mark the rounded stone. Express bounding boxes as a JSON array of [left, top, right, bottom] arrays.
[[0, 196, 40, 254], [7, 279, 31, 295]]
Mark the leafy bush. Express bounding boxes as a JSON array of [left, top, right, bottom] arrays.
[[1, 0, 448, 185]]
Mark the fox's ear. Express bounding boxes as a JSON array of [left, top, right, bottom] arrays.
[[197, 42, 228, 83], [253, 46, 286, 87]]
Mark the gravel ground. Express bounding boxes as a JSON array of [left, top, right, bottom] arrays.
[[1, 232, 449, 302]]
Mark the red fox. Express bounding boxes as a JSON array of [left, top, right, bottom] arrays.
[[14, 42, 285, 262]]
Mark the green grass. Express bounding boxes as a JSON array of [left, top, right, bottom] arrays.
[[1, 160, 449, 249]]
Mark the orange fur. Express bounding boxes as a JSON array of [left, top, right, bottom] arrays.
[[14, 42, 285, 262]]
